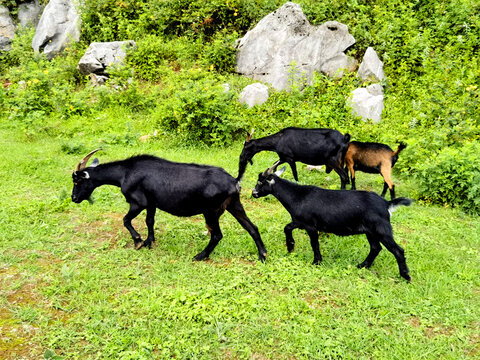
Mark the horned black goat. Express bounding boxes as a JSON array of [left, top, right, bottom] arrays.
[[237, 127, 351, 188], [71, 150, 267, 261], [252, 161, 413, 281]]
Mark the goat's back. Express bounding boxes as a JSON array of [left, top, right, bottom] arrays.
[[281, 181, 392, 235], [275, 127, 350, 165], [120, 155, 238, 216]]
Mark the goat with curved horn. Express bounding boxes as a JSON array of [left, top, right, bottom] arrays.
[[245, 128, 255, 142], [74, 149, 101, 173], [262, 160, 281, 177]]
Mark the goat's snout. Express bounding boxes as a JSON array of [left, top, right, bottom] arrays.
[[252, 189, 259, 198]]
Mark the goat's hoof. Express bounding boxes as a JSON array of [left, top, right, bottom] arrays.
[[312, 259, 322, 265], [193, 252, 208, 261], [143, 241, 152, 249], [401, 273, 411, 282], [134, 240, 144, 250], [258, 252, 267, 262], [357, 262, 371, 269]]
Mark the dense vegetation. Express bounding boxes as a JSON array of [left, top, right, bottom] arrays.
[[0, 0, 479, 358]]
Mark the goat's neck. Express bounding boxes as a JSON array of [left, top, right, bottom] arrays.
[[270, 177, 302, 215], [90, 162, 127, 187], [252, 133, 281, 153]]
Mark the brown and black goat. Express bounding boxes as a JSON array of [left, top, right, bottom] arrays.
[[344, 141, 406, 199]]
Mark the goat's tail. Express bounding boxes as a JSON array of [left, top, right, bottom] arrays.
[[388, 197, 413, 214], [392, 142, 407, 156]]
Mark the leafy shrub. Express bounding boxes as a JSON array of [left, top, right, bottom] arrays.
[[154, 76, 243, 146], [202, 30, 238, 73], [127, 35, 202, 81], [415, 142, 480, 214]]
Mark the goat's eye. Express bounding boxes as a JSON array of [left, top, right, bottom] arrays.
[[74, 182, 78, 186]]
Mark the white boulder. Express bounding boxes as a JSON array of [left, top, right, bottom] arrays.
[[18, 1, 43, 28], [78, 41, 136, 76], [235, 2, 355, 90], [350, 84, 384, 123], [239, 83, 269, 108], [0, 6, 15, 52], [32, 0, 80, 59], [358, 47, 385, 82]]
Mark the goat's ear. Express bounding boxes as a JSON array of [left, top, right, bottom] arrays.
[[91, 158, 99, 168], [274, 166, 286, 177]]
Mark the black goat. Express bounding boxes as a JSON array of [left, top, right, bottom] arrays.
[[71, 150, 267, 261], [252, 162, 412, 281], [344, 141, 407, 199], [237, 127, 351, 188]]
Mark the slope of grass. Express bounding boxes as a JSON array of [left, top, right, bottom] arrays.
[[1, 123, 479, 359]]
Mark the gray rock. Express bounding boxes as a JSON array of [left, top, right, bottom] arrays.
[[78, 41, 136, 77], [0, 6, 15, 52], [239, 83, 269, 108], [236, 2, 355, 90], [32, 0, 80, 59], [358, 47, 385, 82], [18, 1, 43, 28], [89, 73, 109, 86], [350, 84, 384, 123]]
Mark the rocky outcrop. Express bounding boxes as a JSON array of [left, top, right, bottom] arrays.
[[32, 0, 80, 59], [235, 2, 355, 90], [350, 84, 384, 123], [18, 1, 42, 28], [358, 47, 385, 82], [0, 6, 15, 52], [239, 83, 269, 108], [77, 41, 136, 84]]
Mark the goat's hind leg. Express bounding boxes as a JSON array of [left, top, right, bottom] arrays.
[[226, 196, 267, 262], [123, 202, 145, 249], [379, 233, 410, 281], [194, 211, 223, 261], [143, 205, 156, 249], [358, 233, 382, 269]]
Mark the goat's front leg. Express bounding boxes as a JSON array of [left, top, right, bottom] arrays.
[[288, 161, 299, 181], [143, 205, 156, 249], [306, 227, 322, 265], [284, 222, 297, 252], [123, 202, 145, 249]]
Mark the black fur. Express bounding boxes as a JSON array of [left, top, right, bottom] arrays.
[[72, 155, 267, 261], [252, 167, 412, 281], [237, 127, 351, 188]]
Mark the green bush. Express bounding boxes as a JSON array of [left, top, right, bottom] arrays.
[[127, 35, 202, 81], [415, 141, 480, 214], [153, 76, 243, 146], [202, 30, 238, 73]]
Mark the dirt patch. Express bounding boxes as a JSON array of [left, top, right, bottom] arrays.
[[0, 271, 42, 359], [406, 316, 455, 338]]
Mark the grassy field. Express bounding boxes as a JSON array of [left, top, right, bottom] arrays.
[[0, 122, 479, 359]]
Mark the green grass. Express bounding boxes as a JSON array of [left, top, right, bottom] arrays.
[[0, 123, 479, 360]]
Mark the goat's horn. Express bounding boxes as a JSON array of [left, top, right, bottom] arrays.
[[245, 128, 255, 142], [262, 160, 281, 176], [75, 149, 101, 172]]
